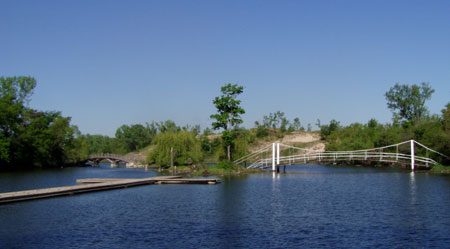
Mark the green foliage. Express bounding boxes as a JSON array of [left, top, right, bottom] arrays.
[[385, 82, 434, 123], [319, 119, 341, 140], [149, 131, 203, 167], [324, 113, 450, 165], [0, 76, 82, 169], [262, 111, 285, 128], [76, 134, 125, 155], [115, 123, 156, 152], [216, 161, 237, 171], [210, 83, 245, 132], [156, 120, 179, 133], [210, 83, 245, 160], [431, 164, 450, 172], [442, 102, 450, 132], [255, 125, 269, 138], [203, 127, 214, 135], [257, 112, 304, 134], [0, 76, 36, 106], [230, 128, 253, 161]]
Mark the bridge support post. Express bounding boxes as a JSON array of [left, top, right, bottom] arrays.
[[276, 143, 280, 166], [110, 160, 119, 168], [410, 140, 415, 171], [272, 143, 276, 171]]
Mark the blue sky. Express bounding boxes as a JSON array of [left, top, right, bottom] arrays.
[[2, 0, 449, 136]]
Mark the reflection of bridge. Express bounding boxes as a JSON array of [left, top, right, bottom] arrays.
[[234, 140, 449, 171], [87, 154, 139, 168]]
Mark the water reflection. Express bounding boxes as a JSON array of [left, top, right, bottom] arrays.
[[1, 165, 450, 248]]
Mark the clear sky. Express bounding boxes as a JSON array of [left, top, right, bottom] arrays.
[[2, 0, 449, 136]]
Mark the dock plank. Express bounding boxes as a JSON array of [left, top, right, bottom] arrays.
[[0, 176, 220, 204]]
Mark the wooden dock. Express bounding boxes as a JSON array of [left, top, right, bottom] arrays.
[[0, 176, 221, 204]]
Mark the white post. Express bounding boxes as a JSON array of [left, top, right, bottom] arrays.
[[396, 145, 398, 161], [410, 140, 415, 171], [276, 143, 280, 166], [272, 143, 276, 171]]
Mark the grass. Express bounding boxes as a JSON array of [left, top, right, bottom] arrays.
[[431, 164, 450, 172], [158, 162, 261, 176], [196, 165, 260, 176]]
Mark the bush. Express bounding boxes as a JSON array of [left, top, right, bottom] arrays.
[[217, 161, 237, 170]]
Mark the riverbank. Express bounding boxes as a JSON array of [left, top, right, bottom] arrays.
[[155, 164, 261, 177], [430, 164, 450, 173]]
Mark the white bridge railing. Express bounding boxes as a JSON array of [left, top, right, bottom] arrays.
[[234, 140, 448, 171]]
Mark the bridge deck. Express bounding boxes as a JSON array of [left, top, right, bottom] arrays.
[[0, 176, 221, 204]]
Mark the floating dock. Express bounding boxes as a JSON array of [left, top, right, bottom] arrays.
[[0, 176, 221, 204]]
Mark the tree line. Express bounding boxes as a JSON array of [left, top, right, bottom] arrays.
[[0, 77, 80, 169], [1, 76, 448, 170], [318, 83, 450, 165]]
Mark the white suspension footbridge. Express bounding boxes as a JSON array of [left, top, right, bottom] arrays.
[[234, 140, 449, 171]]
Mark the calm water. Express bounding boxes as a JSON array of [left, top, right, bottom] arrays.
[[0, 164, 449, 249]]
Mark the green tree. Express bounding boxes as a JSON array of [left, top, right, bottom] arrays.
[[10, 110, 78, 168], [280, 117, 289, 132], [148, 131, 203, 167], [156, 120, 179, 133], [385, 82, 434, 123], [293, 117, 304, 131], [210, 83, 245, 161], [115, 124, 154, 152], [319, 119, 341, 139], [0, 76, 36, 164]]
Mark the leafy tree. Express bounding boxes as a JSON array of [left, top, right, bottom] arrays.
[[367, 119, 379, 129], [9, 110, 78, 168], [385, 82, 434, 123], [210, 83, 245, 161], [148, 131, 203, 167], [319, 119, 341, 139], [0, 76, 36, 164], [156, 120, 179, 133], [293, 117, 302, 130], [280, 117, 289, 132], [0, 76, 80, 169], [262, 111, 285, 128], [115, 124, 154, 152]]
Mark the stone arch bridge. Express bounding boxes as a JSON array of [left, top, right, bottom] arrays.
[[87, 154, 141, 168]]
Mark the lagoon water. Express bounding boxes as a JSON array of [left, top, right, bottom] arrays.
[[0, 164, 449, 248]]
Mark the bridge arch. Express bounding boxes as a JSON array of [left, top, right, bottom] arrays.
[[86, 154, 136, 168]]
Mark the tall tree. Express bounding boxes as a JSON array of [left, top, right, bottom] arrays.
[[385, 82, 434, 123], [210, 83, 245, 161], [293, 117, 302, 130], [0, 76, 36, 165]]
